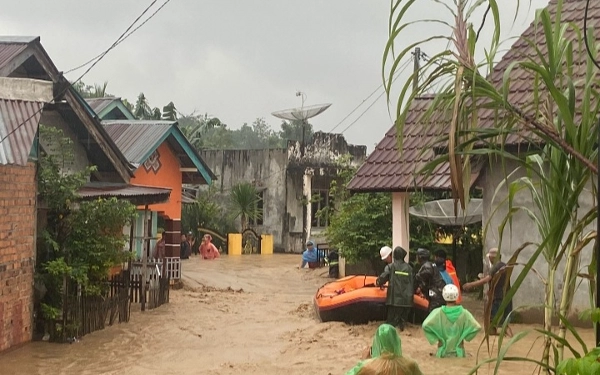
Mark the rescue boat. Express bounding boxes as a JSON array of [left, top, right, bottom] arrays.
[[314, 275, 429, 324]]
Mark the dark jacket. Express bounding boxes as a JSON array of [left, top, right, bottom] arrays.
[[415, 261, 446, 306], [376, 259, 414, 307]]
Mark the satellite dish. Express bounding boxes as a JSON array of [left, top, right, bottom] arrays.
[[409, 199, 483, 227], [272, 103, 332, 122]]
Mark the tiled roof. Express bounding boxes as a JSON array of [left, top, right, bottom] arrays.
[[480, 0, 600, 143], [349, 0, 599, 192], [347, 96, 482, 192]]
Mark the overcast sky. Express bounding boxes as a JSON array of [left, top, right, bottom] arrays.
[[0, 0, 547, 151]]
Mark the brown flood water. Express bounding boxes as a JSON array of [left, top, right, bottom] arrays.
[[0, 254, 594, 374]]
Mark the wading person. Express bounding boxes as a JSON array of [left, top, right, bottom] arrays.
[[433, 249, 462, 303], [414, 248, 446, 313], [345, 324, 422, 375], [298, 240, 319, 269], [463, 249, 513, 336], [200, 234, 220, 260], [355, 353, 423, 375], [376, 246, 414, 330], [422, 284, 481, 358], [180, 234, 190, 260]]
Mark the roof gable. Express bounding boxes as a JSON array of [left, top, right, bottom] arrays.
[[86, 97, 135, 120], [102, 120, 215, 184], [0, 36, 134, 182]]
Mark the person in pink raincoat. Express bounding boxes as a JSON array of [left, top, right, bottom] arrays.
[[200, 234, 220, 260]]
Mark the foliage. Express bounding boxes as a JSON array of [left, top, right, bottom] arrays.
[[385, 0, 598, 372], [134, 93, 162, 120], [229, 182, 262, 231], [72, 81, 110, 98], [37, 125, 136, 340], [182, 186, 236, 247], [179, 113, 313, 150]]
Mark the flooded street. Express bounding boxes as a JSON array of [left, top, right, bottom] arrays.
[[0, 254, 595, 375]]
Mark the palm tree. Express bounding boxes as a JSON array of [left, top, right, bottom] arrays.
[[162, 102, 177, 121], [230, 183, 261, 231], [134, 93, 152, 119]]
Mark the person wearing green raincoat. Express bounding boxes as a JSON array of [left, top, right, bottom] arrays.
[[422, 284, 481, 358], [345, 324, 423, 375]]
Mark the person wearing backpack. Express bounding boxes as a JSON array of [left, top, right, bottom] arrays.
[[414, 248, 446, 313]]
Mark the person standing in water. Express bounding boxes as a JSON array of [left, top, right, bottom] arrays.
[[376, 246, 414, 330], [200, 234, 220, 260], [422, 284, 481, 358], [299, 240, 319, 269], [414, 248, 446, 313], [345, 324, 422, 375]]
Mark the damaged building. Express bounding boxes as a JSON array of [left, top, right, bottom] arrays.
[[195, 132, 366, 253]]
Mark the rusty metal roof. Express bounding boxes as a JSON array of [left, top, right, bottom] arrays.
[[0, 37, 36, 70], [347, 96, 482, 192], [78, 182, 171, 206], [0, 99, 43, 165], [479, 0, 600, 144], [102, 120, 174, 167], [86, 97, 118, 114]]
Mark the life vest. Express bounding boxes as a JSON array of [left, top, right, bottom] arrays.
[[445, 260, 462, 303]]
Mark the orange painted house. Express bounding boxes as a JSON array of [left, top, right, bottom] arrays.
[[100, 117, 215, 258]]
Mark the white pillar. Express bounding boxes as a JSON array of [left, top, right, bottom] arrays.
[[392, 192, 410, 262], [303, 168, 314, 244]]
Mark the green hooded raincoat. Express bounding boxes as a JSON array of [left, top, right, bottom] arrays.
[[345, 324, 422, 375], [422, 305, 482, 358]]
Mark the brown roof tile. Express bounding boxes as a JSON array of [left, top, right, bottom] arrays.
[[349, 0, 599, 192], [347, 96, 483, 192]]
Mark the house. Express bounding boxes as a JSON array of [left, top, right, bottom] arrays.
[[84, 99, 216, 259], [348, 0, 600, 323], [0, 36, 171, 353], [198, 132, 366, 253]]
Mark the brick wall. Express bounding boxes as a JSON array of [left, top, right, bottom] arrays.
[[0, 162, 36, 353]]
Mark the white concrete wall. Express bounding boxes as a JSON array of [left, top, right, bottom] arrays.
[[481, 157, 595, 323]]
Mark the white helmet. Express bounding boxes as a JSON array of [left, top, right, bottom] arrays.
[[380, 246, 393, 260], [442, 284, 459, 302]]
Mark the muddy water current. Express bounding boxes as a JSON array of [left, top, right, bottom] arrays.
[[0, 255, 594, 374]]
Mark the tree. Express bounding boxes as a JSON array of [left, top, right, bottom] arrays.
[[36, 125, 136, 341], [162, 102, 178, 121], [279, 120, 314, 145], [229, 183, 261, 231], [386, 0, 598, 371], [133, 93, 152, 120], [72, 81, 110, 98]]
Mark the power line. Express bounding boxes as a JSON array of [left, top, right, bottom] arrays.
[[0, 0, 172, 145], [339, 57, 413, 135], [328, 57, 412, 133], [65, 0, 171, 74]]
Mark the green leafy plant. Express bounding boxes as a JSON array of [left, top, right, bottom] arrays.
[[36, 125, 136, 342], [229, 182, 262, 231]]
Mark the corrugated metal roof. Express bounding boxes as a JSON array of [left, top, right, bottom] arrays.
[[347, 96, 482, 192], [0, 43, 28, 70], [78, 182, 171, 205], [0, 99, 43, 165], [102, 120, 174, 166], [86, 97, 119, 114]]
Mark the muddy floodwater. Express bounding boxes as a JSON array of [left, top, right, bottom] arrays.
[[0, 254, 595, 374]]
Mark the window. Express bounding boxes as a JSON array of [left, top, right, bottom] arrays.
[[311, 189, 333, 227], [250, 190, 264, 226]]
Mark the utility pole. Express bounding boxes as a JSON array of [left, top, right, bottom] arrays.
[[412, 47, 421, 94]]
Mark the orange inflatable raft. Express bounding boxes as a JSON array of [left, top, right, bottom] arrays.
[[314, 275, 429, 324]]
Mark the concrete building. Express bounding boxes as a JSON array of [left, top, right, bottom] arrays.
[[198, 132, 366, 253]]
